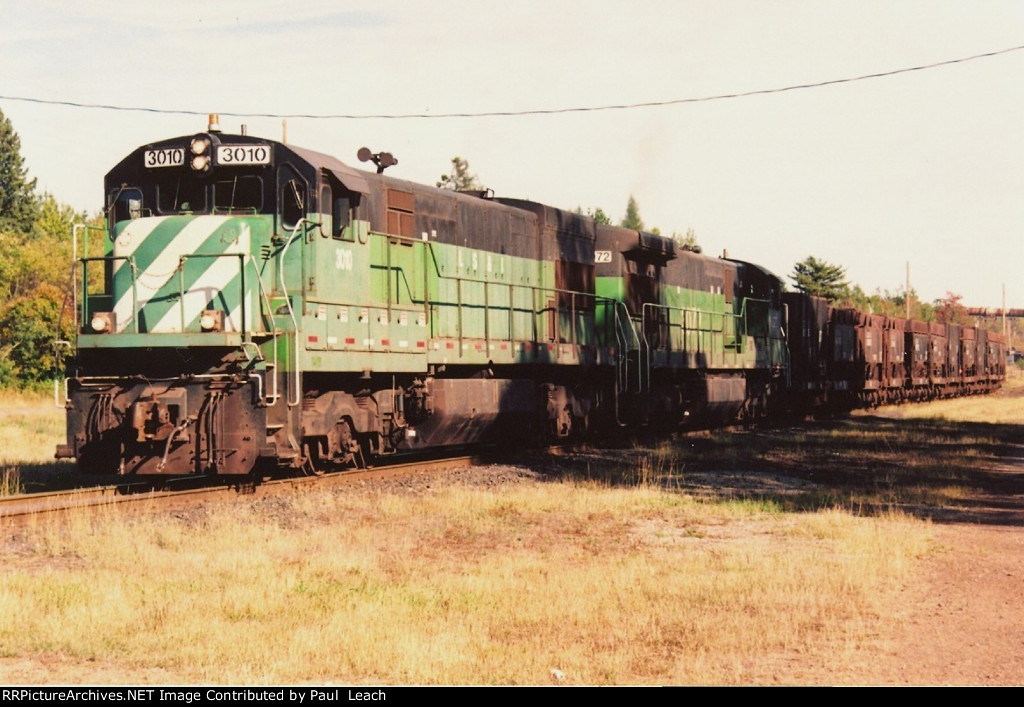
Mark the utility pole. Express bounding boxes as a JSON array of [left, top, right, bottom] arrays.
[[905, 261, 911, 319], [1003, 283, 1008, 339]]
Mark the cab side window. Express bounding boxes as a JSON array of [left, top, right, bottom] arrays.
[[333, 194, 352, 239], [279, 166, 306, 230], [109, 187, 144, 223], [321, 172, 358, 241]]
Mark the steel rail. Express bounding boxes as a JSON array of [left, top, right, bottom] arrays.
[[0, 455, 482, 524]]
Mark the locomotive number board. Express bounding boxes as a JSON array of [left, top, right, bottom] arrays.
[[216, 144, 272, 165], [144, 148, 185, 168]]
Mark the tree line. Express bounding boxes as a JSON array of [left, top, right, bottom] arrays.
[[438, 158, 700, 250], [575, 195, 698, 250], [0, 108, 103, 388], [790, 254, 970, 325], [788, 255, 1021, 357]]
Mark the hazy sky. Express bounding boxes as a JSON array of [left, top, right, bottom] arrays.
[[2, 0, 1022, 307]]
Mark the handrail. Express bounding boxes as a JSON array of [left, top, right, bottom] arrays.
[[641, 302, 740, 350], [419, 237, 605, 306], [371, 231, 626, 360], [71, 223, 105, 333], [640, 296, 788, 374], [642, 301, 741, 333], [612, 300, 642, 391], [402, 233, 652, 400], [176, 252, 248, 334], [279, 218, 317, 407], [419, 236, 620, 351], [177, 251, 281, 406], [245, 253, 280, 405], [80, 254, 138, 332], [53, 341, 72, 408], [79, 227, 283, 407], [371, 231, 604, 309], [57, 223, 105, 410]]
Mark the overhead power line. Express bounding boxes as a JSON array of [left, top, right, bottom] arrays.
[[2, 43, 1022, 120]]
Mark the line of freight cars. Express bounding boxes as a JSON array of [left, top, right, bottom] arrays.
[[784, 293, 1007, 413], [55, 119, 1006, 476]]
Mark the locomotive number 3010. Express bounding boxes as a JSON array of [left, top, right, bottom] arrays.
[[144, 148, 185, 168], [216, 144, 271, 165]]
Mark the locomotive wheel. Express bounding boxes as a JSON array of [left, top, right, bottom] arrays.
[[329, 419, 364, 468], [301, 439, 326, 476], [562, 405, 575, 438]]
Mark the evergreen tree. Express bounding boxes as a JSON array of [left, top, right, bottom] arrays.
[[620, 195, 644, 230], [0, 108, 39, 233], [436, 156, 482, 191], [790, 255, 849, 303], [574, 206, 612, 225], [590, 207, 612, 225], [672, 227, 699, 250]]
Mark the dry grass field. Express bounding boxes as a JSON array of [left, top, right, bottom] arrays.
[[0, 389, 75, 495], [0, 373, 1021, 685]]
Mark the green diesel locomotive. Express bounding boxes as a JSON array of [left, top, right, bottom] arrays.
[[57, 120, 789, 476]]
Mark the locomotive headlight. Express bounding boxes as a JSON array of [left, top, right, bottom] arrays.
[[200, 309, 224, 332], [190, 137, 210, 155], [90, 312, 114, 333], [191, 154, 210, 172]]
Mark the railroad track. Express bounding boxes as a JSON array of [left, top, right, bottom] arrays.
[[0, 454, 483, 524]]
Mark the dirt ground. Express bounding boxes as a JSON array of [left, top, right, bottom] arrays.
[[735, 520, 1024, 686], [731, 422, 1024, 685], [872, 522, 1024, 685]]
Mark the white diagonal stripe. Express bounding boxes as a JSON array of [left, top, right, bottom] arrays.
[[112, 216, 232, 332], [150, 224, 251, 333], [112, 216, 170, 277]]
